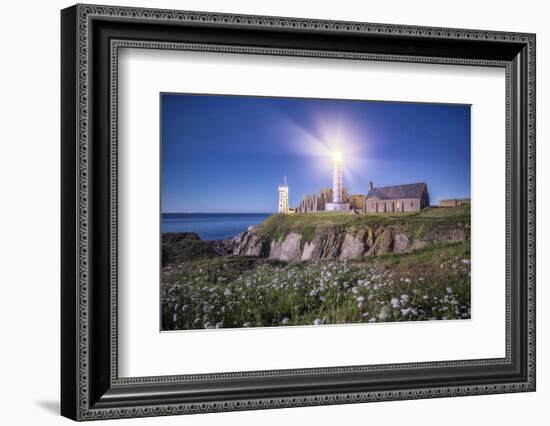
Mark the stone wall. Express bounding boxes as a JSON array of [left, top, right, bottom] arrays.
[[365, 198, 421, 213], [299, 187, 353, 213], [350, 194, 366, 211], [300, 194, 324, 213]]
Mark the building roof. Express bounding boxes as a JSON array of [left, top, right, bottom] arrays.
[[367, 182, 427, 200]]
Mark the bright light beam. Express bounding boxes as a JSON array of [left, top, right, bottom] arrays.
[[332, 151, 343, 163]]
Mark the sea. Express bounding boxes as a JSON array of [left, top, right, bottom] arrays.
[[161, 213, 272, 241]]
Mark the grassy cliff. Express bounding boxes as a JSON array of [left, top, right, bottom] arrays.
[[161, 206, 471, 330], [256, 205, 470, 243]]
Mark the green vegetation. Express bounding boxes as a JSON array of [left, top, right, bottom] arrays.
[[161, 241, 471, 330], [300, 225, 317, 245], [416, 204, 470, 218], [162, 232, 219, 266], [161, 205, 471, 330], [256, 205, 470, 242]]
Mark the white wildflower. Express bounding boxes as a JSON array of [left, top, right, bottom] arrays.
[[313, 318, 322, 326], [351, 287, 359, 294], [378, 305, 391, 320], [357, 296, 365, 303], [281, 317, 289, 325], [400, 307, 412, 316]]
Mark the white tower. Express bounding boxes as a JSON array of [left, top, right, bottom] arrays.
[[278, 176, 289, 214], [325, 152, 350, 211], [332, 153, 343, 203]]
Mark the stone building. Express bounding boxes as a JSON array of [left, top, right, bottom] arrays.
[[299, 188, 350, 213], [365, 182, 429, 213], [319, 188, 333, 206], [349, 194, 366, 212], [299, 194, 325, 213]]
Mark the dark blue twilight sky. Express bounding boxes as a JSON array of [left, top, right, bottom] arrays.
[[161, 94, 471, 213]]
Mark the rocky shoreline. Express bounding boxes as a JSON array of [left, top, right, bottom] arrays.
[[164, 209, 469, 264], [228, 221, 467, 261]]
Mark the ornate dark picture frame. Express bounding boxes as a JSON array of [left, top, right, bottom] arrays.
[[61, 4, 536, 421]]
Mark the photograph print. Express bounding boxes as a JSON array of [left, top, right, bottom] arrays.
[[161, 94, 471, 331]]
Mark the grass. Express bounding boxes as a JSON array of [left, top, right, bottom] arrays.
[[161, 240, 471, 330], [162, 233, 219, 266], [300, 225, 317, 245], [256, 205, 470, 242], [161, 205, 471, 330]]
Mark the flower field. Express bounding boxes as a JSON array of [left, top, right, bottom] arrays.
[[161, 241, 470, 330]]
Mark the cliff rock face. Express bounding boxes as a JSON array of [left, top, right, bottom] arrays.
[[367, 228, 393, 255], [230, 221, 467, 262], [269, 232, 302, 261], [340, 231, 367, 260], [231, 228, 270, 257]]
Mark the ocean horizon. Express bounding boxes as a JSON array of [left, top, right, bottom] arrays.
[[161, 212, 272, 241]]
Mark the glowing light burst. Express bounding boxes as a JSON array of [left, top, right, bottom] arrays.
[[280, 112, 367, 189]]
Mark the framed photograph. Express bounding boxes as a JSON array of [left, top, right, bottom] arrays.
[[61, 4, 536, 421]]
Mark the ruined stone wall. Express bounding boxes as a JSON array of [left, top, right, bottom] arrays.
[[350, 194, 366, 211], [300, 194, 327, 213]]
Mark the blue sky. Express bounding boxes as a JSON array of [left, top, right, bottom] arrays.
[[161, 94, 470, 213]]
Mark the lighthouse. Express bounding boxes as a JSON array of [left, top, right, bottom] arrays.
[[325, 151, 350, 211], [278, 176, 289, 214], [332, 151, 343, 203]]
